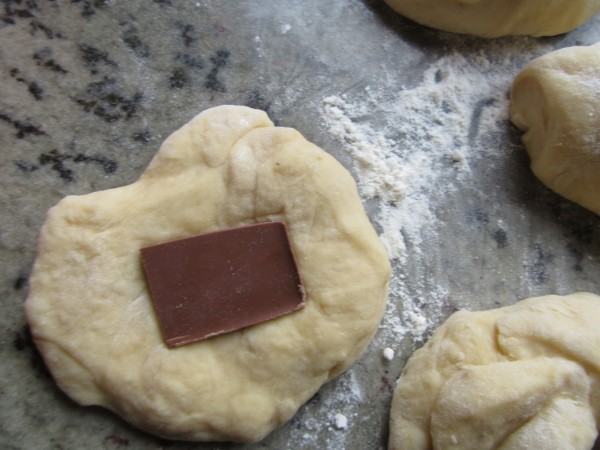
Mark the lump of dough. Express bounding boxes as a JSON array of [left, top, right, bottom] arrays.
[[25, 105, 391, 443], [511, 43, 600, 215], [383, 0, 600, 38], [388, 292, 600, 450]]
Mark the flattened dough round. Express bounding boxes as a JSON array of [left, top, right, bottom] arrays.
[[511, 43, 600, 215], [25, 106, 391, 443], [389, 292, 600, 450], [383, 0, 600, 37]]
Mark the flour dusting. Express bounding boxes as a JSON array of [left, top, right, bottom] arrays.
[[334, 413, 348, 430], [322, 43, 551, 342], [382, 347, 395, 361]]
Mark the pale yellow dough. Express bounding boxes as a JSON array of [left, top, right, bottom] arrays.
[[389, 292, 600, 450], [511, 43, 600, 216], [383, 0, 600, 37], [25, 106, 391, 443]]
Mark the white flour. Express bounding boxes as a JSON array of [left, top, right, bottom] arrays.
[[322, 42, 551, 342], [334, 413, 348, 430], [382, 347, 395, 361], [288, 368, 364, 449]]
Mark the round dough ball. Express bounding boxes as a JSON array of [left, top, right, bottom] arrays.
[[511, 43, 600, 215], [383, 0, 600, 38], [25, 106, 391, 443], [388, 292, 600, 450]]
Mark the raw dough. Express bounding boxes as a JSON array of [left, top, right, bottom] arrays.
[[383, 0, 600, 37], [511, 43, 600, 216], [388, 292, 600, 450], [25, 106, 391, 442]]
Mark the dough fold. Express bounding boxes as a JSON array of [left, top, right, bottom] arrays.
[[26, 105, 391, 443], [383, 0, 600, 37], [388, 292, 600, 450], [511, 43, 600, 215]]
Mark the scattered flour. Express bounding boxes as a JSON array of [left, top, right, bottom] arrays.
[[288, 368, 364, 449], [334, 413, 348, 430], [382, 347, 395, 361], [322, 43, 552, 342]]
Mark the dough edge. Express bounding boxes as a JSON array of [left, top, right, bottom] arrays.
[[388, 292, 600, 450], [25, 105, 391, 443]]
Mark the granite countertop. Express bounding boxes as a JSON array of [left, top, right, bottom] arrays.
[[1, 1, 600, 449]]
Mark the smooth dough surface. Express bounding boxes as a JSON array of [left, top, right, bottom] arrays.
[[25, 106, 391, 443], [388, 292, 600, 450], [511, 43, 600, 216], [383, 0, 600, 37]]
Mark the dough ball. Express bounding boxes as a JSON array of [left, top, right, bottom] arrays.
[[25, 106, 391, 443], [388, 292, 600, 450], [511, 43, 600, 215], [383, 0, 600, 37]]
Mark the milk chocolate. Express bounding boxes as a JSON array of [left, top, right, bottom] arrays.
[[140, 222, 305, 347]]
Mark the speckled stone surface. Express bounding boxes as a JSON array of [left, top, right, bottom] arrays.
[[1, 1, 600, 449]]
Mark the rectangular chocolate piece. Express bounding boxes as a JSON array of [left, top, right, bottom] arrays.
[[140, 222, 305, 347]]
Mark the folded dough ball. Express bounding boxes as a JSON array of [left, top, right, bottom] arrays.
[[25, 106, 391, 442], [389, 292, 600, 450], [511, 43, 600, 215], [383, 0, 600, 37]]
